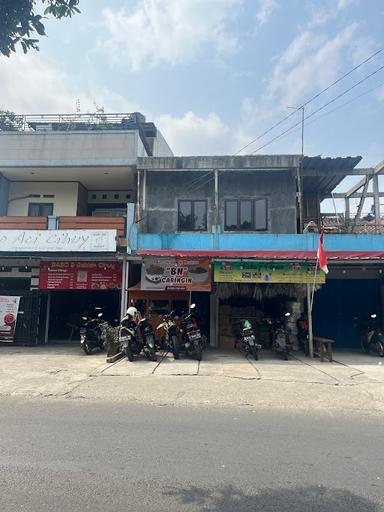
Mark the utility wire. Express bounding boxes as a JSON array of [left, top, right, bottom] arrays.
[[234, 46, 384, 155], [251, 62, 384, 154]]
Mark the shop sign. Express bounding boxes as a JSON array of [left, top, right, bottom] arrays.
[[39, 261, 122, 290], [141, 257, 211, 291], [213, 260, 325, 284], [0, 230, 117, 252], [0, 296, 20, 342]]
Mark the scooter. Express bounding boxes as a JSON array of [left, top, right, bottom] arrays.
[[361, 314, 384, 357], [179, 304, 204, 361], [80, 312, 105, 355], [235, 319, 262, 360], [271, 313, 292, 361], [157, 310, 180, 359], [119, 317, 139, 362], [138, 317, 157, 361]]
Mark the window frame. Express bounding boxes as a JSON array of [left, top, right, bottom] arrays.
[[28, 202, 54, 217], [224, 198, 268, 232], [177, 199, 208, 232]]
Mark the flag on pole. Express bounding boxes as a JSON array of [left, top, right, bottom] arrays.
[[317, 230, 328, 274]]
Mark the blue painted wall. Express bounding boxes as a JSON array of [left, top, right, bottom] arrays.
[[136, 231, 384, 252], [313, 279, 380, 348]]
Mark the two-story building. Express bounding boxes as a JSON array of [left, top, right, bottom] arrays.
[[0, 112, 172, 344], [126, 155, 384, 350]]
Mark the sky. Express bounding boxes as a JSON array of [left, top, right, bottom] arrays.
[[0, 0, 383, 211]]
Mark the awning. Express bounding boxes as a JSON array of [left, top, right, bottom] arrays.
[[136, 250, 384, 261]]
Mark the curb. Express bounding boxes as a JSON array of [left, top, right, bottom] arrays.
[[106, 351, 124, 364]]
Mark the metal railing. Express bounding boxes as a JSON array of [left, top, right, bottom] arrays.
[[0, 112, 144, 132]]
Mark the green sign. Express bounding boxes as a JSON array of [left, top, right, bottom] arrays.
[[213, 260, 325, 284]]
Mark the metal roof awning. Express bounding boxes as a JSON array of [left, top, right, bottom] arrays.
[[302, 156, 362, 199], [137, 249, 384, 261]]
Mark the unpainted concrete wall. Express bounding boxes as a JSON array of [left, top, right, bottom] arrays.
[[143, 169, 297, 234]]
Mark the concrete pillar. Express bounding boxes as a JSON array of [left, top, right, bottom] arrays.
[[0, 174, 10, 215], [210, 289, 218, 347]]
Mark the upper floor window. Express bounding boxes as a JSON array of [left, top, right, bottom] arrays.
[[224, 199, 267, 231], [178, 200, 207, 231], [28, 203, 54, 217]]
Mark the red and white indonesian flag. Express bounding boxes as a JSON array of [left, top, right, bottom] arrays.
[[317, 230, 328, 274]]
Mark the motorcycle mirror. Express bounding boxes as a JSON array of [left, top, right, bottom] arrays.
[[190, 303, 196, 309], [98, 313, 103, 317], [371, 314, 377, 319]]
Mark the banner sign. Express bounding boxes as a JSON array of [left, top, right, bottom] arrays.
[[0, 230, 117, 252], [39, 261, 122, 290], [0, 296, 20, 342], [214, 260, 326, 284], [141, 257, 211, 291]]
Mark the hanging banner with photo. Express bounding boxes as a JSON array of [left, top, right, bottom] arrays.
[[0, 296, 21, 342], [213, 260, 325, 284], [141, 257, 211, 291]]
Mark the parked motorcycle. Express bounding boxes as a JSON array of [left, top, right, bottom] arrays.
[[80, 312, 105, 355], [138, 317, 157, 361], [235, 319, 262, 360], [179, 304, 204, 361], [270, 313, 292, 360], [361, 314, 384, 357], [157, 310, 180, 360]]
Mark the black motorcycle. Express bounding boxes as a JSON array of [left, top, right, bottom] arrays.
[[80, 312, 105, 355], [235, 319, 261, 360], [361, 314, 384, 357], [138, 317, 157, 361], [269, 314, 292, 361], [179, 304, 204, 361]]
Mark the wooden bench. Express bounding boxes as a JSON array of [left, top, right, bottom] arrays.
[[313, 337, 334, 362]]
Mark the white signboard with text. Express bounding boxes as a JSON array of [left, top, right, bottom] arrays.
[[0, 230, 117, 252], [0, 296, 20, 342]]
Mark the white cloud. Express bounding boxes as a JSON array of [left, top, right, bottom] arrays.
[[102, 0, 242, 71], [155, 111, 234, 155], [267, 23, 359, 107], [256, 0, 279, 26], [0, 53, 136, 114]]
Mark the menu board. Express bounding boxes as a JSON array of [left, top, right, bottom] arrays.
[[0, 296, 20, 342], [39, 261, 122, 290]]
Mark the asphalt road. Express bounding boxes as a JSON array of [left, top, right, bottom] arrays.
[[0, 399, 383, 511]]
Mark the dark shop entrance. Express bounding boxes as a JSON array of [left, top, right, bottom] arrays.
[[47, 290, 120, 343]]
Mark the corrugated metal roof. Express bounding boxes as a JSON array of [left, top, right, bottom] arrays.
[[302, 156, 362, 198]]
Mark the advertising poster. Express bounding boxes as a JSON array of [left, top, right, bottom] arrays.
[[39, 261, 122, 290], [213, 260, 325, 284], [141, 257, 211, 291], [0, 296, 21, 342]]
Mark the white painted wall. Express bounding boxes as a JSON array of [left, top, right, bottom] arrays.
[[0, 131, 139, 167], [153, 130, 174, 156], [7, 182, 79, 216]]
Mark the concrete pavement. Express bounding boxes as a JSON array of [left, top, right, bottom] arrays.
[[1, 345, 384, 412]]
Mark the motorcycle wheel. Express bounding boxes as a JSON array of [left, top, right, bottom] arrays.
[[283, 348, 289, 361], [368, 341, 384, 357], [195, 345, 202, 362], [82, 343, 92, 355], [126, 345, 134, 362], [252, 345, 258, 360], [99, 343, 104, 351], [172, 335, 180, 360], [149, 347, 157, 362]]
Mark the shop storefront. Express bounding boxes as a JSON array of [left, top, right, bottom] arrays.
[[39, 260, 122, 343], [213, 259, 325, 349], [128, 256, 212, 341]]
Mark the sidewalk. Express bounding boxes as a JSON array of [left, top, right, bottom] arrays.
[[1, 345, 384, 413]]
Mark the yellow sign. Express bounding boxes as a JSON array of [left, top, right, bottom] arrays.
[[213, 260, 325, 284]]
